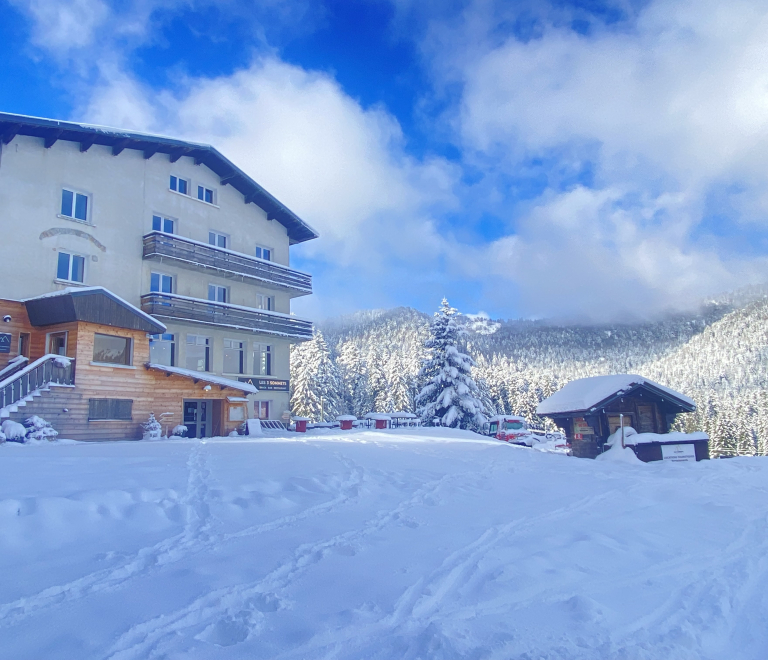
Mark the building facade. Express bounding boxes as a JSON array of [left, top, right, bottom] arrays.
[[0, 112, 318, 436]]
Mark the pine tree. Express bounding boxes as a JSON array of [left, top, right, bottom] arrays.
[[142, 413, 162, 440], [290, 331, 343, 421], [415, 299, 486, 429]]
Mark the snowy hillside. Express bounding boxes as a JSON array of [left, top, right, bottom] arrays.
[[310, 291, 768, 455], [1, 432, 766, 659]]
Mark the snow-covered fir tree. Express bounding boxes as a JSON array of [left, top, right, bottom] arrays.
[[142, 413, 162, 440], [415, 299, 486, 429], [290, 330, 344, 421], [303, 286, 768, 454]]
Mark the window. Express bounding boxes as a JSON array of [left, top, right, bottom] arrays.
[[56, 252, 85, 283], [186, 335, 210, 372], [253, 343, 271, 375], [61, 188, 88, 222], [48, 332, 67, 356], [255, 246, 272, 261], [149, 333, 175, 366], [208, 231, 228, 249], [89, 399, 133, 421], [255, 294, 274, 311], [223, 339, 245, 374], [93, 333, 132, 366], [254, 401, 270, 420], [152, 214, 175, 233], [208, 284, 227, 303], [170, 175, 189, 195], [150, 272, 173, 294], [18, 333, 30, 358], [197, 185, 215, 204]]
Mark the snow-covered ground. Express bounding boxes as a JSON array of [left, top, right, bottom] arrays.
[[1, 429, 766, 659]]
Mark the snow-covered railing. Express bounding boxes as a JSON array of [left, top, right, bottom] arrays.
[[143, 232, 313, 294], [0, 354, 76, 410], [140, 293, 314, 340]]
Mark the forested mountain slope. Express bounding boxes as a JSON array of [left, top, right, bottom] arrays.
[[295, 292, 768, 456]]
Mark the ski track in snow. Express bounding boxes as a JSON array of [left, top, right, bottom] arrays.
[[269, 487, 624, 660], [2, 436, 767, 659], [103, 456, 505, 660], [0, 442, 366, 628]]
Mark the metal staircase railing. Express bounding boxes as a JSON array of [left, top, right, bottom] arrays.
[[0, 354, 76, 411]]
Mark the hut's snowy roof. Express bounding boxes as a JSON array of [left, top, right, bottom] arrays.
[[536, 374, 695, 416]]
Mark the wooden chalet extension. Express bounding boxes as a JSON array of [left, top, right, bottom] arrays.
[[0, 288, 257, 440], [536, 375, 708, 461]]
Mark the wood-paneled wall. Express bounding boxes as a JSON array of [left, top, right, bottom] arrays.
[[3, 316, 249, 441]]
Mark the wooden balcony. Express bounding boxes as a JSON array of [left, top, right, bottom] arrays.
[[140, 293, 313, 340], [142, 232, 312, 295]]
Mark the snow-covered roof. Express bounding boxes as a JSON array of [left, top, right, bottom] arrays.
[[336, 415, 357, 421], [536, 374, 695, 416], [23, 286, 166, 334], [0, 111, 318, 245], [145, 363, 257, 394]]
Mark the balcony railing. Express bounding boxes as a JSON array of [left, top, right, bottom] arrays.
[[143, 232, 312, 295], [141, 293, 314, 340]]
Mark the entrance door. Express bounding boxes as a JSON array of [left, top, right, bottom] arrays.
[[183, 400, 209, 438], [607, 414, 634, 435]]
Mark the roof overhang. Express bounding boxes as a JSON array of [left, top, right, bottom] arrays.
[[23, 287, 166, 333], [145, 363, 258, 395], [0, 112, 319, 245]]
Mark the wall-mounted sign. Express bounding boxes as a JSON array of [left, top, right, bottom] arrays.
[[574, 433, 584, 440], [573, 418, 594, 435], [0, 333, 11, 354], [238, 377, 289, 392], [661, 444, 696, 462]]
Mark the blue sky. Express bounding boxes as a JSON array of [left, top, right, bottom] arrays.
[[2, 0, 768, 322]]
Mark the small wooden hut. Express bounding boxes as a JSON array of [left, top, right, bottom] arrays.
[[536, 374, 708, 461]]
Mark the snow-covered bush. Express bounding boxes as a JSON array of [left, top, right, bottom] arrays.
[[170, 424, 188, 438], [142, 413, 163, 440], [2, 420, 27, 442], [0, 428, 5, 443], [24, 415, 58, 441]]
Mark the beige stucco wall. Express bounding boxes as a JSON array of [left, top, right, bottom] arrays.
[[0, 135, 306, 419]]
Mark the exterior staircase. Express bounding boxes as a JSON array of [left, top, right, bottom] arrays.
[[0, 355, 77, 422]]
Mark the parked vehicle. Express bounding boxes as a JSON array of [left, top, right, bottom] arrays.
[[484, 415, 567, 449]]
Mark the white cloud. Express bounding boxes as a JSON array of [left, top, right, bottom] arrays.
[[81, 58, 462, 317], [418, 0, 768, 318], [20, 0, 768, 321], [11, 0, 111, 51]]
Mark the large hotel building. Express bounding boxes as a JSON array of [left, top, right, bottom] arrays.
[[0, 112, 317, 439]]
